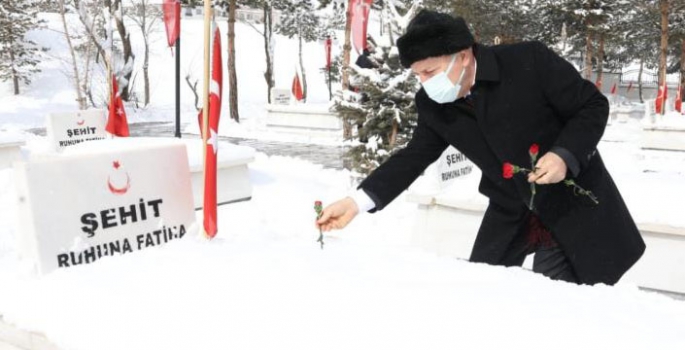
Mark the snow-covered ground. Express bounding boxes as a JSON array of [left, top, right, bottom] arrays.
[[1, 154, 685, 350], [1, 10, 685, 350]]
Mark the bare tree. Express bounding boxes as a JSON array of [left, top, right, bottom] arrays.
[[126, 0, 162, 106], [58, 0, 88, 109], [185, 74, 201, 110], [227, 0, 240, 122], [241, 0, 276, 104]]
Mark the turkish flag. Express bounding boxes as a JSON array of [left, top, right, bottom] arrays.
[[162, 0, 180, 48], [676, 84, 682, 113], [626, 81, 633, 94], [292, 71, 303, 101], [197, 22, 222, 239], [325, 36, 332, 69], [610, 82, 617, 95], [106, 75, 129, 137], [350, 0, 372, 54], [655, 83, 667, 114]]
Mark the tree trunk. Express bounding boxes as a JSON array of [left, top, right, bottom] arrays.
[[109, 0, 135, 101], [7, 24, 19, 95], [680, 38, 685, 99], [83, 42, 95, 107], [11, 48, 19, 95], [389, 119, 398, 148], [584, 30, 594, 80], [342, 0, 353, 138], [143, 37, 150, 106], [59, 0, 86, 109], [659, 0, 669, 114], [384, 2, 394, 45], [299, 33, 307, 102], [228, 0, 239, 122], [263, 2, 274, 104], [596, 33, 605, 88], [638, 58, 644, 104]]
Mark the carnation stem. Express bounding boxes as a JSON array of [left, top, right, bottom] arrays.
[[316, 214, 324, 249], [563, 180, 599, 205]]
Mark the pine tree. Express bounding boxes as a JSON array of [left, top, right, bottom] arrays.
[[334, 46, 418, 175], [0, 0, 46, 95], [557, 0, 614, 80], [276, 0, 321, 101], [332, 0, 421, 176], [423, 0, 536, 45], [318, 0, 346, 32]]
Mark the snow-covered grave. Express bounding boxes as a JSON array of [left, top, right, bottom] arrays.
[[406, 132, 685, 295], [609, 104, 645, 124], [45, 110, 107, 150], [1, 153, 685, 350], [183, 138, 255, 209], [642, 111, 685, 152], [265, 103, 342, 139], [0, 131, 25, 169], [13, 137, 197, 274]]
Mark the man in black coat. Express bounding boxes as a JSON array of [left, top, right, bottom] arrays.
[[316, 10, 645, 285]]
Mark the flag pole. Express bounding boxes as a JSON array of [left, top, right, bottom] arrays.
[[107, 8, 114, 140], [201, 0, 212, 239], [175, 22, 181, 138]]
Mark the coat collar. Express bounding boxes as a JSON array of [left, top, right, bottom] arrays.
[[474, 44, 500, 83]]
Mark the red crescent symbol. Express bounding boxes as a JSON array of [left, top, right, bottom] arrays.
[[77, 119, 85, 126], [107, 173, 131, 195]]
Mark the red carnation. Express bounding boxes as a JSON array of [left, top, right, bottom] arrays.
[[529, 143, 539, 158], [503, 162, 516, 179]]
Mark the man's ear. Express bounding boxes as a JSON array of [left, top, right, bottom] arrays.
[[461, 48, 473, 66]]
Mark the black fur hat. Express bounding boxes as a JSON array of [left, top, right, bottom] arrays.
[[396, 10, 475, 68]]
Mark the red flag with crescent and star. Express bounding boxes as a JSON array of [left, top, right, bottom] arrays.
[[655, 83, 667, 115], [676, 84, 682, 113], [292, 70, 303, 101], [350, 0, 372, 54], [162, 0, 180, 49], [106, 75, 130, 137], [325, 36, 332, 69], [197, 22, 222, 238]]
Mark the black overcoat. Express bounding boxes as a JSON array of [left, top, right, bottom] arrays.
[[359, 41, 645, 285]]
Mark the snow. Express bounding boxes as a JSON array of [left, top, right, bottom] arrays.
[[647, 111, 685, 129], [0, 130, 26, 145], [1, 8, 685, 350], [1, 153, 685, 350]]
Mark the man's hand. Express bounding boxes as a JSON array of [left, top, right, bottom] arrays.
[[315, 197, 359, 232], [528, 152, 567, 185]]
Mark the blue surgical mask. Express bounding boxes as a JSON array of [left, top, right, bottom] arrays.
[[422, 54, 466, 104]]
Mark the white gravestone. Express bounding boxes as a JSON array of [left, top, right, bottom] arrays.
[[14, 138, 196, 274], [46, 110, 107, 150], [271, 88, 291, 105], [0, 131, 25, 169], [436, 146, 475, 189]]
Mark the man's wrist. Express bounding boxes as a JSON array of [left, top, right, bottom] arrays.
[[550, 146, 580, 177], [350, 189, 376, 212]]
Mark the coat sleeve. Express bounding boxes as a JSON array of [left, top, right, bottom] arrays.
[[359, 96, 448, 212], [532, 41, 609, 172]]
